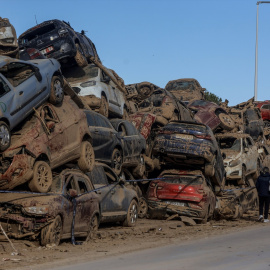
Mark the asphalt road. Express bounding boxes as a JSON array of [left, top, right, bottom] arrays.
[[53, 225, 270, 270]]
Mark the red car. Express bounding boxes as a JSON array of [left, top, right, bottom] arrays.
[[256, 101, 270, 127], [147, 169, 216, 223], [188, 100, 235, 131]]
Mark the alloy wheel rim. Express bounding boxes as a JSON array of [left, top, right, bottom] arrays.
[[0, 125, 10, 146], [54, 80, 64, 100], [37, 165, 50, 188], [130, 203, 137, 224]]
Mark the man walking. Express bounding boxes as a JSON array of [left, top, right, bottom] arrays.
[[256, 167, 270, 223]]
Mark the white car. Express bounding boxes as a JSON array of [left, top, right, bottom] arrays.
[[66, 64, 125, 118], [216, 133, 260, 185]]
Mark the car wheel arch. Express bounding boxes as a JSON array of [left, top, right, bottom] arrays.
[[82, 134, 93, 145], [36, 153, 50, 164], [0, 118, 10, 128]]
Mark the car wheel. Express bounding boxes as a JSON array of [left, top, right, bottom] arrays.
[[28, 161, 53, 193], [99, 95, 109, 118], [111, 148, 123, 175], [218, 113, 235, 131], [0, 121, 10, 152], [49, 76, 64, 105], [86, 214, 99, 242], [122, 199, 138, 227], [205, 163, 215, 177], [40, 215, 62, 246], [78, 141, 95, 172], [74, 44, 88, 68], [138, 197, 148, 218]]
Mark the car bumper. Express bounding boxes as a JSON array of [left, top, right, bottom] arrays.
[[224, 163, 242, 180], [0, 154, 34, 190]]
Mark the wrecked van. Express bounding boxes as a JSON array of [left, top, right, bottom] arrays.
[[0, 96, 95, 192], [0, 169, 100, 246]]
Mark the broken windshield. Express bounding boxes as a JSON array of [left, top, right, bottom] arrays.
[[218, 137, 241, 152]]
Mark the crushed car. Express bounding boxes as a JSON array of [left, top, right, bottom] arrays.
[[165, 78, 206, 103], [18, 19, 100, 67], [216, 133, 261, 185], [188, 100, 235, 132], [86, 163, 138, 227], [0, 169, 100, 246], [0, 96, 95, 192], [0, 55, 65, 151], [0, 17, 19, 58], [65, 64, 126, 118], [152, 121, 225, 189], [84, 110, 145, 175], [146, 169, 216, 224]]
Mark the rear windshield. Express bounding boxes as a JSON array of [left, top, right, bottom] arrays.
[[20, 23, 56, 44], [164, 122, 207, 133], [218, 137, 241, 152], [167, 81, 195, 91], [64, 65, 99, 83], [161, 175, 203, 185], [189, 100, 209, 107]]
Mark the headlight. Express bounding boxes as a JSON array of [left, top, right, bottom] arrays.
[[229, 159, 240, 167], [24, 206, 49, 215], [80, 81, 96, 87]]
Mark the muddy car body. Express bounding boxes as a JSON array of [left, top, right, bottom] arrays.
[[0, 96, 94, 192], [0, 169, 99, 246], [0, 17, 19, 57], [152, 121, 225, 188], [66, 64, 125, 118], [188, 100, 235, 132], [86, 163, 138, 227], [256, 101, 270, 127], [0, 55, 65, 151], [165, 78, 205, 103], [147, 170, 216, 223], [18, 20, 100, 67], [216, 133, 260, 185]]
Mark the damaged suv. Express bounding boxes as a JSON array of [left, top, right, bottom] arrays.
[[0, 96, 95, 192]]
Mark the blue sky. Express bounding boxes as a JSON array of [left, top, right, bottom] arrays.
[[2, 0, 269, 105]]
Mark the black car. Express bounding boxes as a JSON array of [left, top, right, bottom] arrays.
[[18, 19, 100, 67], [86, 163, 138, 227], [84, 111, 146, 175], [152, 121, 225, 189]]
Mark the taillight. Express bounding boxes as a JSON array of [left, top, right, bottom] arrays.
[[27, 48, 41, 59], [194, 134, 212, 140]]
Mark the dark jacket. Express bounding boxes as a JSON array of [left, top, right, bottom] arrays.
[[256, 172, 270, 197]]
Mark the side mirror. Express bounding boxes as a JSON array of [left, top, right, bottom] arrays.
[[69, 189, 77, 197], [119, 178, 126, 185], [34, 67, 42, 82]]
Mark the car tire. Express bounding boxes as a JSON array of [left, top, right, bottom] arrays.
[[28, 161, 53, 193], [122, 199, 138, 227], [218, 113, 235, 131], [74, 44, 88, 68], [49, 76, 64, 105], [205, 163, 215, 177], [111, 148, 123, 175], [77, 141, 95, 172], [99, 95, 109, 118], [0, 121, 11, 152], [86, 214, 99, 242], [40, 215, 62, 246], [138, 197, 148, 219]]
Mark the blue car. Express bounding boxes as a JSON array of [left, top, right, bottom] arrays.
[[0, 56, 64, 151]]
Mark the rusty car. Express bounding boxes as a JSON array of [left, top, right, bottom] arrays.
[[84, 110, 146, 175], [147, 169, 216, 223], [152, 121, 225, 188], [0, 55, 65, 152], [0, 169, 100, 246], [0, 96, 95, 192], [18, 20, 100, 67], [65, 64, 126, 118], [216, 133, 260, 186], [0, 17, 19, 58], [86, 163, 138, 227], [188, 100, 235, 132], [165, 78, 206, 103]]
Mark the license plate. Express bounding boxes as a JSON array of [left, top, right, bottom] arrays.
[[41, 46, 54, 55], [165, 201, 186, 207], [173, 134, 193, 140]]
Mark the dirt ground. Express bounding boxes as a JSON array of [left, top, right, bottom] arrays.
[[0, 210, 265, 270]]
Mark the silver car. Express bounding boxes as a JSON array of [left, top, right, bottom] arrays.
[[0, 56, 64, 151]]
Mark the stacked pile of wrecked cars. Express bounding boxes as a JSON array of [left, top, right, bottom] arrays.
[[0, 17, 269, 247]]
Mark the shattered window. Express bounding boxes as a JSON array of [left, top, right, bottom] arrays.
[[0, 76, 11, 97], [161, 175, 204, 185], [218, 137, 241, 152]]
